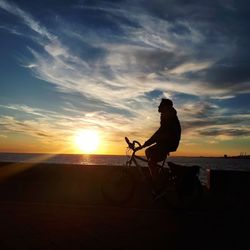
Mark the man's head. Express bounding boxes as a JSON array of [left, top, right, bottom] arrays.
[[158, 98, 173, 113]]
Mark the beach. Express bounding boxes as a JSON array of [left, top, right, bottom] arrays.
[[0, 162, 249, 249]]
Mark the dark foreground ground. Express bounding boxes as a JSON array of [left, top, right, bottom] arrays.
[[0, 162, 249, 250]]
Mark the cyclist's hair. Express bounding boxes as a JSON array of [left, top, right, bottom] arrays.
[[161, 98, 173, 107]]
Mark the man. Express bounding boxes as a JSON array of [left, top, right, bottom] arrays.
[[136, 98, 181, 192]]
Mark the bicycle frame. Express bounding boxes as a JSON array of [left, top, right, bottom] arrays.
[[125, 137, 168, 176], [127, 152, 166, 168]]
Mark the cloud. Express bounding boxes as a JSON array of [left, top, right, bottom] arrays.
[[198, 127, 250, 137], [2, 0, 247, 103], [0, 104, 58, 118], [168, 61, 213, 75], [0, 102, 157, 146], [0, 1, 203, 104], [0, 0, 55, 41], [0, 0, 250, 152], [0, 115, 60, 142], [0, 24, 23, 36]]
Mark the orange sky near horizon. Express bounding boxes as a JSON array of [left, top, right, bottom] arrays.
[[0, 129, 248, 157], [0, 1, 249, 158]]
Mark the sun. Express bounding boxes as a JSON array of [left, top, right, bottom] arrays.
[[74, 130, 100, 154]]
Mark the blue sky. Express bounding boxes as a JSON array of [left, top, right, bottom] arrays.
[[0, 0, 249, 156]]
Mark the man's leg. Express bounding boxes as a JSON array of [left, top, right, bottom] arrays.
[[145, 146, 165, 193], [145, 146, 156, 176]]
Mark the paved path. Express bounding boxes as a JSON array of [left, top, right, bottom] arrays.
[[0, 201, 178, 249], [0, 163, 249, 249], [0, 201, 249, 250]]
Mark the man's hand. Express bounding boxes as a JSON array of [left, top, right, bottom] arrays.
[[135, 145, 144, 152]]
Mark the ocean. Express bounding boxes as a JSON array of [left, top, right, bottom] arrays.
[[0, 153, 250, 184]]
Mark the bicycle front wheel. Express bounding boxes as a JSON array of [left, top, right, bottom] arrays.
[[101, 167, 135, 206]]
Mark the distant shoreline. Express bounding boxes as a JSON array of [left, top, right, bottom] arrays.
[[223, 155, 250, 159], [0, 152, 240, 158]]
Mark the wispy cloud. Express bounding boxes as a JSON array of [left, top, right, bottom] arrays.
[[3, 0, 245, 104], [0, 0, 212, 107], [0, 0, 249, 154], [0, 103, 156, 146], [0, 0, 55, 40], [168, 61, 213, 75]]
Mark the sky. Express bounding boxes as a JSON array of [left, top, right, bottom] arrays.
[[0, 0, 249, 156]]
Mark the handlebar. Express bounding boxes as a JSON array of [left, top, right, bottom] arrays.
[[125, 137, 142, 151]]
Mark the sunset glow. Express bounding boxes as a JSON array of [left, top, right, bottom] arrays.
[[0, 0, 249, 156], [75, 130, 100, 154]]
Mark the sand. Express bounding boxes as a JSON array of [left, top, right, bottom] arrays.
[[0, 162, 249, 249]]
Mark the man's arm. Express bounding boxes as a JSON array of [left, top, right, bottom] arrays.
[[136, 128, 161, 151], [144, 129, 160, 147]]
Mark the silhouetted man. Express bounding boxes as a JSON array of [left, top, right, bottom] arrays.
[[137, 98, 181, 192]]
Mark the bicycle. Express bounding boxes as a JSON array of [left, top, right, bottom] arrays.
[[101, 137, 203, 209]]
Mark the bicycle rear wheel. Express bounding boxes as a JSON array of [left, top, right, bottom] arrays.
[[101, 167, 135, 205]]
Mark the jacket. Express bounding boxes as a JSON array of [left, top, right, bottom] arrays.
[[144, 107, 181, 152]]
